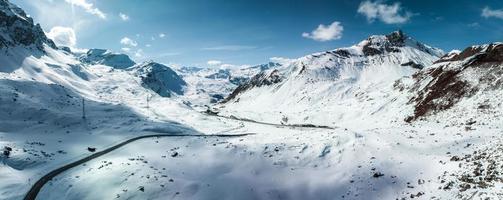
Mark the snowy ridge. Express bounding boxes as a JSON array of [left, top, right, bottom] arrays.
[[219, 31, 444, 128], [79, 49, 136, 69]]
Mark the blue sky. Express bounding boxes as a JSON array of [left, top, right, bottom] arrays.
[[11, 0, 503, 68]]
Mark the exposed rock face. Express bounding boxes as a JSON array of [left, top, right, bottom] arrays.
[[130, 61, 187, 97], [405, 43, 503, 122], [435, 43, 503, 64], [361, 30, 443, 57], [205, 69, 231, 79], [400, 61, 424, 69], [0, 0, 56, 50], [222, 69, 282, 103], [79, 49, 136, 69]]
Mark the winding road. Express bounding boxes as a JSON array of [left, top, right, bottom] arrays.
[[24, 113, 334, 200], [23, 133, 251, 200], [203, 112, 337, 130]]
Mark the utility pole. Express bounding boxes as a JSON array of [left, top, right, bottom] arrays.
[[82, 98, 86, 119], [146, 94, 152, 109]]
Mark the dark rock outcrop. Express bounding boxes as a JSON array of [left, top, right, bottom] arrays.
[[130, 61, 187, 97], [361, 30, 442, 57], [205, 69, 231, 79], [222, 69, 282, 103], [405, 43, 503, 122], [0, 0, 56, 50]]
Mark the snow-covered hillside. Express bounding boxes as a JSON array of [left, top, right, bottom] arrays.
[[402, 42, 503, 124], [218, 31, 445, 127]]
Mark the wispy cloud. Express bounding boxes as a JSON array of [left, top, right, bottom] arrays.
[[119, 13, 129, 21], [46, 26, 77, 47], [134, 49, 143, 58], [159, 33, 166, 38], [201, 45, 256, 51], [302, 21, 343, 42], [482, 7, 503, 20], [357, 1, 412, 24], [64, 0, 106, 19], [467, 22, 480, 28], [120, 37, 138, 47]]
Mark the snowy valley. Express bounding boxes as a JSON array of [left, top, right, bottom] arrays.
[[1, 0, 503, 200]]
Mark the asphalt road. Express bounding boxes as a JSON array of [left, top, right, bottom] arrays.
[[202, 112, 337, 130], [23, 133, 250, 200]]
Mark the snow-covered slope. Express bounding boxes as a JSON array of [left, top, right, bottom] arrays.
[[219, 31, 444, 127]]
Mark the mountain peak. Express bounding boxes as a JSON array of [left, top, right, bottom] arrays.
[[130, 61, 187, 97], [79, 48, 136, 69], [0, 0, 56, 50], [355, 30, 443, 57]]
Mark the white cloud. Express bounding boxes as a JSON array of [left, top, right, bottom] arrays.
[[121, 47, 131, 52], [120, 37, 138, 47], [357, 1, 412, 24], [482, 7, 503, 20], [207, 60, 222, 66], [119, 13, 129, 21], [159, 33, 166, 38], [145, 44, 152, 47], [202, 45, 256, 51], [46, 26, 77, 47], [302, 21, 343, 42], [134, 49, 143, 58], [64, 0, 106, 19]]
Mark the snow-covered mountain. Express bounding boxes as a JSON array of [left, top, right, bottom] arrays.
[[218, 31, 445, 127], [0, 0, 197, 133], [177, 62, 281, 106], [129, 61, 187, 97], [0, 0, 55, 51], [79, 48, 136, 69]]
